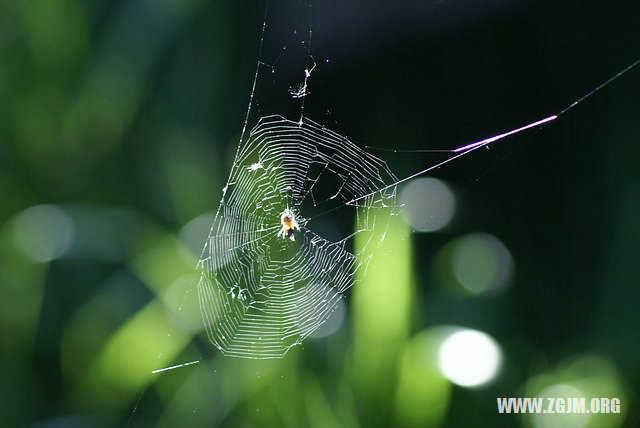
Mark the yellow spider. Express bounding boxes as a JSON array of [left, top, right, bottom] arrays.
[[277, 208, 300, 241]]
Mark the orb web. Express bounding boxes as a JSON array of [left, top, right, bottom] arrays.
[[197, 114, 397, 358]]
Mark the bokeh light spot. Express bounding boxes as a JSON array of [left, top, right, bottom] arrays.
[[437, 329, 502, 387], [400, 178, 455, 232], [451, 233, 514, 294], [163, 274, 203, 333], [533, 384, 590, 428], [12, 204, 76, 262], [525, 355, 626, 428], [310, 295, 346, 339], [179, 213, 215, 258]]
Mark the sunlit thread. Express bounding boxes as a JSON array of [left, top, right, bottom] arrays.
[[364, 116, 556, 154], [346, 58, 640, 207], [452, 115, 557, 152], [366, 59, 639, 154], [151, 359, 200, 374], [557, 58, 639, 116], [347, 114, 557, 205]]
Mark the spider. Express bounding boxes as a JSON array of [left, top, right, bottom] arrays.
[[277, 208, 300, 241]]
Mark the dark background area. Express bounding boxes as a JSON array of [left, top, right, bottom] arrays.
[[0, 1, 638, 427]]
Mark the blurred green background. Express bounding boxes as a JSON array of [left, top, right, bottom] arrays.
[[1, 1, 639, 427]]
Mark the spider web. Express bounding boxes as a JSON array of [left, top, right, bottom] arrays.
[[193, 1, 639, 360], [197, 114, 397, 358]]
